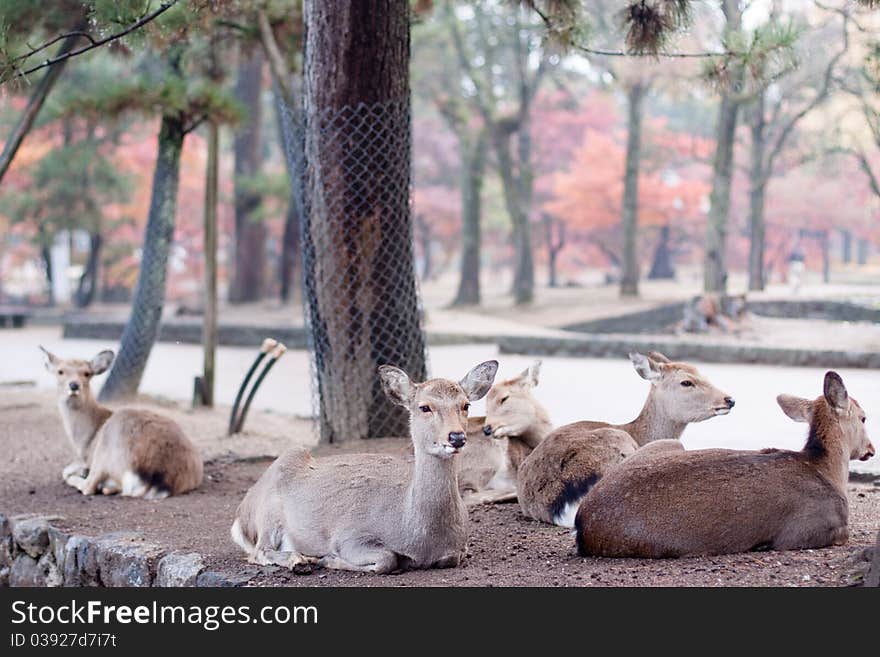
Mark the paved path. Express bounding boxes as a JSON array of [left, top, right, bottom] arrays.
[[2, 326, 877, 473]]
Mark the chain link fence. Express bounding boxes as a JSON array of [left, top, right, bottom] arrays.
[[280, 97, 428, 443]]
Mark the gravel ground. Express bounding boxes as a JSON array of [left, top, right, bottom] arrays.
[[2, 389, 877, 587]]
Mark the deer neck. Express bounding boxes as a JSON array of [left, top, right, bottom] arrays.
[[804, 417, 850, 493], [517, 415, 553, 449], [404, 446, 463, 527], [619, 391, 687, 447], [57, 395, 112, 461]]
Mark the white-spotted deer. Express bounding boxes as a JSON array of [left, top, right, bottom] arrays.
[[575, 371, 875, 558], [41, 347, 203, 499], [231, 360, 499, 573], [517, 351, 734, 527], [457, 361, 552, 505]]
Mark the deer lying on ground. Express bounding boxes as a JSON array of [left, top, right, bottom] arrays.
[[575, 371, 875, 558], [517, 351, 734, 527], [457, 361, 552, 505], [231, 360, 498, 573], [41, 347, 203, 499]]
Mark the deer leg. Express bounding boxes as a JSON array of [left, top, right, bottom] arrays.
[[465, 488, 517, 506], [66, 469, 105, 496], [62, 461, 88, 480], [320, 542, 398, 574]]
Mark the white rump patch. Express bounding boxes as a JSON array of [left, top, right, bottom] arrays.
[[552, 499, 583, 528], [121, 470, 148, 497]]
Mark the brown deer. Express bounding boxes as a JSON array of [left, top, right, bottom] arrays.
[[40, 347, 202, 498], [231, 360, 498, 573], [575, 371, 875, 558], [517, 351, 734, 526], [457, 361, 552, 505]]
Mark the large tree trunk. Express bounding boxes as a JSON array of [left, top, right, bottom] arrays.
[[494, 123, 534, 305], [620, 81, 646, 298], [100, 112, 185, 401], [648, 224, 675, 279], [229, 49, 266, 304], [451, 129, 487, 306], [38, 225, 55, 307], [747, 91, 768, 292], [704, 0, 743, 294], [303, 0, 426, 442], [0, 19, 86, 184], [73, 232, 102, 308]]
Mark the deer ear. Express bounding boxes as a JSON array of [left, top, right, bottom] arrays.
[[630, 352, 662, 382], [378, 365, 414, 407], [39, 346, 59, 372], [823, 371, 849, 411], [460, 360, 499, 401], [89, 350, 115, 375], [776, 394, 812, 423], [515, 360, 541, 388], [647, 351, 671, 364]]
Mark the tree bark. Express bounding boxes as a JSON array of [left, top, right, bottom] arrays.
[[303, 0, 426, 442], [648, 224, 675, 279], [100, 111, 185, 401], [38, 224, 55, 306], [229, 49, 266, 304], [494, 122, 534, 305], [275, 87, 302, 304], [201, 120, 219, 407], [620, 81, 646, 298], [748, 91, 767, 292], [0, 19, 86, 184], [73, 232, 102, 308], [544, 213, 565, 288], [704, 0, 743, 294], [451, 129, 487, 306]]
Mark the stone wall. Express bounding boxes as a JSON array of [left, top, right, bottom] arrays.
[[498, 333, 880, 369], [0, 514, 251, 588]]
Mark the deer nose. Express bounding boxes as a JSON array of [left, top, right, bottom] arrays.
[[725, 397, 735, 408], [448, 432, 466, 449], [482, 424, 493, 436], [68, 382, 80, 392]]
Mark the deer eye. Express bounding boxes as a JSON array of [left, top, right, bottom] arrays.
[[419, 405, 431, 413], [500, 396, 509, 404], [463, 403, 470, 412], [84, 372, 91, 378], [862, 417, 867, 424], [680, 380, 694, 388], [57, 369, 63, 375]]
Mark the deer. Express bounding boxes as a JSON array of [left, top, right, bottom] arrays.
[[575, 371, 876, 558], [40, 347, 203, 499], [517, 351, 734, 527], [230, 360, 499, 574], [457, 361, 552, 505]]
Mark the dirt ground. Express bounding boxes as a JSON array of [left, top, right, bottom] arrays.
[[2, 388, 877, 587]]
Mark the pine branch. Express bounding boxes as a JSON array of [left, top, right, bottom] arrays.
[[2, 0, 179, 84]]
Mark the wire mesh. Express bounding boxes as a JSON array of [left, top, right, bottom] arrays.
[[280, 96, 428, 443]]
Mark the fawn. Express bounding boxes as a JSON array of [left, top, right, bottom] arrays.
[[458, 361, 552, 505], [41, 347, 202, 498]]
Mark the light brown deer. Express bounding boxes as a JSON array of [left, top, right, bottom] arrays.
[[457, 361, 552, 505], [231, 360, 498, 573], [517, 351, 734, 526], [576, 371, 875, 558], [41, 347, 203, 499]]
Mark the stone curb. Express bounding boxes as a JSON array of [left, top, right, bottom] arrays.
[[0, 513, 253, 589]]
